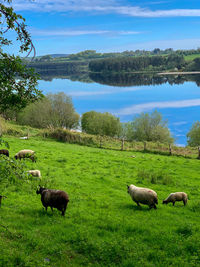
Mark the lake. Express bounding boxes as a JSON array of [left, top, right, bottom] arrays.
[[37, 73, 200, 146]]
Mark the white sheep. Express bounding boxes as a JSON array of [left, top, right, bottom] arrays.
[[14, 149, 36, 162], [27, 170, 41, 178], [163, 192, 188, 206], [127, 184, 158, 209]]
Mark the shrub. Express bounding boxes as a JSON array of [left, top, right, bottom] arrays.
[[17, 92, 79, 129], [0, 155, 30, 191]]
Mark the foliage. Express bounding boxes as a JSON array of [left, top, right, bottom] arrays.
[[89, 54, 185, 73], [124, 110, 174, 143], [81, 111, 121, 137], [187, 121, 200, 146], [17, 92, 80, 129], [0, 0, 43, 112], [0, 155, 29, 191]]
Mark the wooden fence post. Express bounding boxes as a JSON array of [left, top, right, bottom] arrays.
[[143, 142, 147, 151], [169, 144, 172, 155], [27, 128, 30, 139], [121, 138, 124, 151], [99, 136, 102, 148], [198, 147, 200, 159]]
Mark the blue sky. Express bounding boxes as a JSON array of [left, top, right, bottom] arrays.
[[8, 0, 200, 56]]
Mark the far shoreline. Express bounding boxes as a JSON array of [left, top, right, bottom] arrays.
[[158, 71, 200, 75]]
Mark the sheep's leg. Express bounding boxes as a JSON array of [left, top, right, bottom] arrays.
[[135, 201, 140, 207], [51, 207, 53, 212], [183, 200, 186, 206], [62, 204, 67, 216], [173, 202, 175, 206], [153, 204, 157, 209]]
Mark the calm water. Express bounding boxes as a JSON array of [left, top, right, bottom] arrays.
[[38, 74, 200, 146]]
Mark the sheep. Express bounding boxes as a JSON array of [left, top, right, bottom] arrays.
[[163, 192, 188, 206], [0, 149, 9, 157], [27, 170, 41, 178], [127, 184, 158, 209], [14, 149, 36, 162], [0, 195, 7, 207], [36, 185, 69, 216]]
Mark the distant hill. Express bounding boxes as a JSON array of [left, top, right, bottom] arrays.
[[47, 54, 70, 58]]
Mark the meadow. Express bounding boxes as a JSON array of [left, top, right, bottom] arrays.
[[1, 135, 200, 266]]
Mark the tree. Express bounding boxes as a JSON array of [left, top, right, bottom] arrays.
[[124, 110, 174, 143], [17, 92, 80, 129], [81, 111, 121, 137], [187, 121, 200, 146], [0, 0, 43, 113]]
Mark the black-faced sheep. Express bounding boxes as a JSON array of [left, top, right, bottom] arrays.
[[163, 192, 188, 206], [36, 186, 69, 216], [14, 149, 36, 162], [0, 149, 9, 157], [0, 195, 7, 207], [127, 184, 158, 209], [28, 170, 41, 178]]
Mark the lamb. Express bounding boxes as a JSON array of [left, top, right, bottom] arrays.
[[0, 195, 7, 207], [28, 170, 41, 178], [0, 149, 9, 157], [127, 184, 158, 209], [14, 149, 36, 162], [163, 192, 188, 206], [36, 185, 69, 216]]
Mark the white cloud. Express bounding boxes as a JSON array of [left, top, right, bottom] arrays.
[[116, 98, 200, 115], [172, 121, 188, 126], [30, 29, 140, 37], [10, 0, 200, 18], [67, 86, 144, 97]]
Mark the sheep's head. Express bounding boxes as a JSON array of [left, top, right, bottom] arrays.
[[127, 185, 130, 194], [36, 185, 46, 195], [14, 155, 18, 160], [162, 200, 167, 204]]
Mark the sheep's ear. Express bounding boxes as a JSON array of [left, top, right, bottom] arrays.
[[127, 185, 129, 189]]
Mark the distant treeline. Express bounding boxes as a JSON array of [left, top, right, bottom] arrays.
[[25, 48, 200, 62], [27, 61, 88, 76], [25, 50, 200, 76], [89, 55, 186, 73]]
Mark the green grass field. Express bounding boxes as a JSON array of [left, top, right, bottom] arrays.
[[1, 136, 200, 266], [184, 54, 200, 61]]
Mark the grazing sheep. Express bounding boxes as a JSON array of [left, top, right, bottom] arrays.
[[127, 184, 158, 209], [28, 170, 41, 178], [163, 192, 188, 206], [14, 149, 36, 162], [0, 149, 9, 157], [36, 186, 69, 216], [0, 195, 7, 207]]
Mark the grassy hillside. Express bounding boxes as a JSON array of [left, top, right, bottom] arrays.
[[1, 136, 200, 266], [184, 54, 200, 61]]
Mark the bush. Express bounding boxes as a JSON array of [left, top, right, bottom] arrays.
[[187, 121, 200, 146], [81, 111, 121, 137], [0, 156, 30, 191], [17, 92, 79, 129], [124, 110, 174, 144]]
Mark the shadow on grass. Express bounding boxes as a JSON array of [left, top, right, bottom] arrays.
[[23, 207, 63, 218], [121, 203, 155, 212]]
